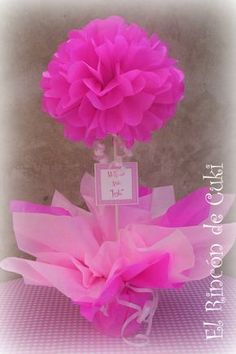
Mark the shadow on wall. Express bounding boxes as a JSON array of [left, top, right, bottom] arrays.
[[0, 0, 235, 281]]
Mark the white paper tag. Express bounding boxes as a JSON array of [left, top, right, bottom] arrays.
[[94, 162, 138, 205]]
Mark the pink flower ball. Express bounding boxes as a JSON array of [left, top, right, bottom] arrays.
[[40, 16, 184, 146]]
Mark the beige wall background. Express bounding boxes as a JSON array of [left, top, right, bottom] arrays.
[[0, 0, 236, 281]]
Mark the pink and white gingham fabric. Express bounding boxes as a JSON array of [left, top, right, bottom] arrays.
[[0, 276, 235, 354]]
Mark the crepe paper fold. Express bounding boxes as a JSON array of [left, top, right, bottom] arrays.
[[1, 173, 235, 340], [40, 16, 184, 147]]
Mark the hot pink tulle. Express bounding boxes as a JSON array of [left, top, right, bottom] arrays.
[[1, 174, 235, 337], [40, 16, 184, 146]]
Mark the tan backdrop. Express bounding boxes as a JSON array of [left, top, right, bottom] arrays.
[[0, 0, 236, 281]]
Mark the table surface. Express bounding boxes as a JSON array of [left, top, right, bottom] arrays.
[[0, 276, 235, 354]]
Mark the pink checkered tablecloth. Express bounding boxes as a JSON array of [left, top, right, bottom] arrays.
[[0, 276, 235, 354]]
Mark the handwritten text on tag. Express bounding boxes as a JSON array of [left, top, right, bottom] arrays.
[[94, 162, 138, 205]]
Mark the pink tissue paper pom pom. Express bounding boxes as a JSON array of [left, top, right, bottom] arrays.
[[40, 16, 184, 146]]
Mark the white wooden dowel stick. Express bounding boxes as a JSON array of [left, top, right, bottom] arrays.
[[113, 135, 119, 239]]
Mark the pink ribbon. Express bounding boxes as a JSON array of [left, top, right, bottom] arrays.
[[93, 142, 108, 163], [93, 138, 133, 164]]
